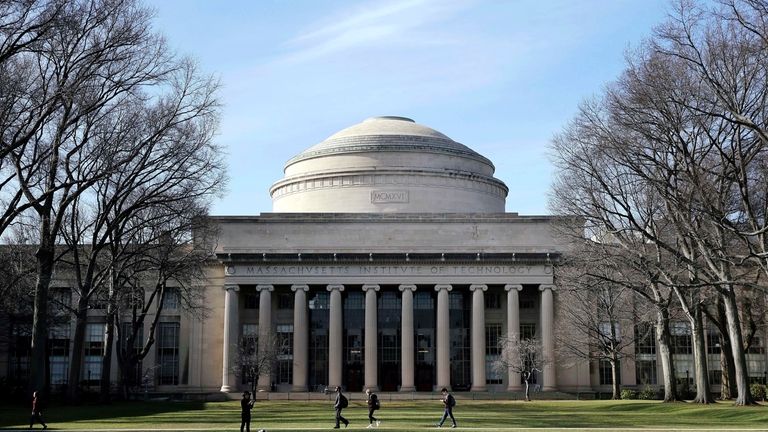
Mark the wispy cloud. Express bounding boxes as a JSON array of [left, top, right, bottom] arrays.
[[274, 0, 476, 64]]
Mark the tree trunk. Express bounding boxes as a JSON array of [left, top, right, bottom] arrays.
[[656, 308, 678, 402], [67, 295, 89, 401], [691, 304, 713, 403], [722, 289, 755, 405], [100, 308, 115, 403], [29, 233, 54, 396], [611, 358, 620, 400], [716, 296, 736, 400]]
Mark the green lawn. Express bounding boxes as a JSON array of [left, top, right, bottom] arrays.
[[1, 399, 767, 431]]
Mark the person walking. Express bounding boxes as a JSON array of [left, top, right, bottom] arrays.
[[333, 386, 349, 429], [436, 387, 457, 428], [240, 391, 255, 432], [365, 388, 380, 428], [29, 391, 48, 430]]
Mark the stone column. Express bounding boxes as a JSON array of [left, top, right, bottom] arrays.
[[363, 284, 380, 390], [328, 284, 344, 389], [435, 284, 452, 391], [291, 284, 309, 392], [505, 284, 523, 391], [256, 284, 274, 391], [220, 284, 239, 392], [470, 284, 487, 391], [399, 284, 417, 392], [540, 284, 556, 391]]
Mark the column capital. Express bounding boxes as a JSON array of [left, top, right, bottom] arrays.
[[434, 284, 452, 292], [256, 284, 274, 292], [291, 284, 309, 292], [398, 284, 417, 292], [362, 284, 380, 292], [327, 284, 345, 292], [505, 284, 523, 292], [224, 284, 240, 292], [469, 284, 488, 292], [538, 284, 556, 292]]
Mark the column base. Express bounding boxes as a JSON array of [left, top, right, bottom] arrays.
[[257, 385, 271, 392], [507, 385, 523, 392], [470, 385, 487, 392], [399, 386, 416, 392], [434, 385, 452, 392], [364, 385, 380, 392], [291, 385, 308, 392], [543, 386, 557, 392], [220, 385, 235, 393]]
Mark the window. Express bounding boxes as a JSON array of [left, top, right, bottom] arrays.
[[276, 324, 293, 384], [156, 322, 179, 385], [240, 324, 258, 385], [244, 292, 260, 309], [414, 291, 434, 309], [123, 287, 145, 310], [278, 293, 294, 310], [84, 323, 105, 384], [671, 322, 692, 355], [519, 298, 535, 309], [120, 322, 143, 386], [486, 324, 502, 384], [520, 323, 536, 340], [49, 288, 71, 316], [636, 359, 657, 385], [9, 323, 31, 383], [599, 359, 619, 385], [49, 324, 70, 385], [484, 293, 501, 309], [162, 287, 179, 310], [635, 324, 656, 355], [706, 328, 721, 355], [308, 292, 328, 309]]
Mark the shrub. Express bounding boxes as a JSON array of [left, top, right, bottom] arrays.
[[750, 384, 766, 401], [639, 385, 659, 400], [621, 388, 638, 400]]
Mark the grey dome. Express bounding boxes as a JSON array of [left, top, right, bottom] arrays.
[[270, 117, 508, 213]]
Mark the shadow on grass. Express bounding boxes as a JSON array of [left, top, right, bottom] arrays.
[[0, 400, 207, 429]]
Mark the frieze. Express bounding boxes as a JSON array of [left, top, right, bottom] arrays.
[[229, 264, 552, 277]]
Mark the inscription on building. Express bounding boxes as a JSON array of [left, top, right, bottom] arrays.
[[371, 190, 409, 203], [234, 264, 552, 276]]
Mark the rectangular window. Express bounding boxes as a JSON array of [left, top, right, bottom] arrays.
[[599, 359, 618, 385], [278, 293, 294, 310], [244, 292, 259, 309], [156, 322, 179, 385], [9, 323, 31, 383], [671, 322, 692, 355], [636, 359, 657, 385], [84, 323, 105, 384], [49, 324, 70, 385], [706, 328, 721, 355], [277, 324, 294, 384], [520, 323, 536, 340], [308, 292, 328, 309], [49, 288, 71, 316], [635, 324, 656, 355], [120, 322, 143, 386], [414, 291, 434, 309], [486, 324, 502, 384], [519, 298, 535, 309], [240, 324, 258, 385], [484, 293, 501, 309], [162, 287, 179, 310]]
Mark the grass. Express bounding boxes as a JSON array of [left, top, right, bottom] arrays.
[[1, 399, 767, 431]]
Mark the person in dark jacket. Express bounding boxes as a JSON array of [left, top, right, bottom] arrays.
[[240, 391, 255, 432], [29, 391, 48, 430], [333, 386, 349, 429], [365, 388, 380, 428], [436, 387, 457, 428]]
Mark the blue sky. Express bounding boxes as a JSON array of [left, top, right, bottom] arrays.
[[147, 0, 669, 216]]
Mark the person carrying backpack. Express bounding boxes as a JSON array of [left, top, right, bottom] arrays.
[[436, 387, 457, 428], [333, 386, 349, 429], [365, 388, 381, 428]]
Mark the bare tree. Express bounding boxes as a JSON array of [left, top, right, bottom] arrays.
[[557, 260, 640, 400], [493, 336, 549, 401], [233, 330, 285, 395]]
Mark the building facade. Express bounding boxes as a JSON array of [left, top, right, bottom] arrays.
[[2, 116, 766, 395]]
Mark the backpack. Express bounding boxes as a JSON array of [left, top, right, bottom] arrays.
[[339, 394, 348, 409], [447, 394, 456, 408], [372, 395, 380, 410]]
